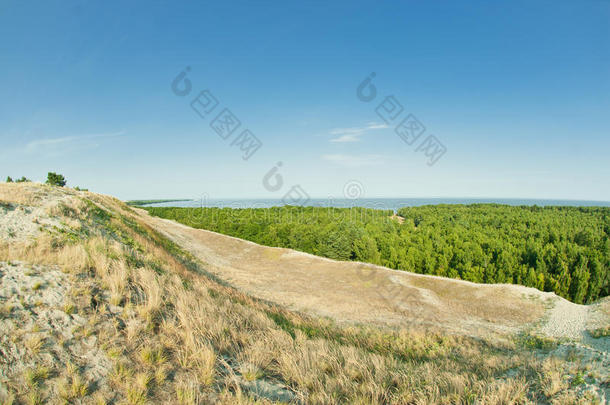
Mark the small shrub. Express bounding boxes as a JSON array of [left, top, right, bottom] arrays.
[[589, 326, 610, 338], [518, 333, 557, 350], [63, 302, 75, 315], [571, 372, 586, 386], [46, 172, 66, 187]]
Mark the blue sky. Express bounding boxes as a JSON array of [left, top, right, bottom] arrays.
[[1, 0, 609, 201]]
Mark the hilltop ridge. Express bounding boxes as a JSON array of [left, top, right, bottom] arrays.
[[0, 183, 608, 404]]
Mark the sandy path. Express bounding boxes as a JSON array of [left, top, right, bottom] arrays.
[[539, 298, 590, 340]]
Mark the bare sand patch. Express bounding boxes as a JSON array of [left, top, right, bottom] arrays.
[[0, 261, 113, 401]]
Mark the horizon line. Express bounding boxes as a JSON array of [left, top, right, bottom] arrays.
[[125, 195, 610, 204]]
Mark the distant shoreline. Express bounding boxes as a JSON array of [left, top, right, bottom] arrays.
[[126, 199, 193, 206], [138, 197, 610, 210]]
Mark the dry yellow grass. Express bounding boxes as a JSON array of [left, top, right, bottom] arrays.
[[0, 183, 606, 404]]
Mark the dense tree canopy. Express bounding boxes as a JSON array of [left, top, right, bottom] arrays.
[[145, 204, 610, 304]]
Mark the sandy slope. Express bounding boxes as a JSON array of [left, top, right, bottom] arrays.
[[2, 183, 609, 403], [136, 208, 606, 341], [1, 183, 602, 342]]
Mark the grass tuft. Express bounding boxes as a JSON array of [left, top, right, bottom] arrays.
[[63, 302, 75, 315], [25, 335, 46, 354], [24, 366, 50, 387], [589, 326, 610, 338]]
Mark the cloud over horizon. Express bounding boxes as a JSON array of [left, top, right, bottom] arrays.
[[19, 131, 126, 158]]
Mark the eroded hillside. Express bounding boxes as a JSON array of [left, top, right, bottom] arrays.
[[0, 183, 608, 404]]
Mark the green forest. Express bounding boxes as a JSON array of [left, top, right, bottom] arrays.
[[144, 204, 610, 304]]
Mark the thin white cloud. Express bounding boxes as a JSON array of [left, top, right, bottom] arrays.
[[322, 154, 385, 167], [328, 122, 388, 143], [25, 131, 125, 151], [330, 134, 360, 143], [0, 130, 126, 162], [365, 122, 388, 130]]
